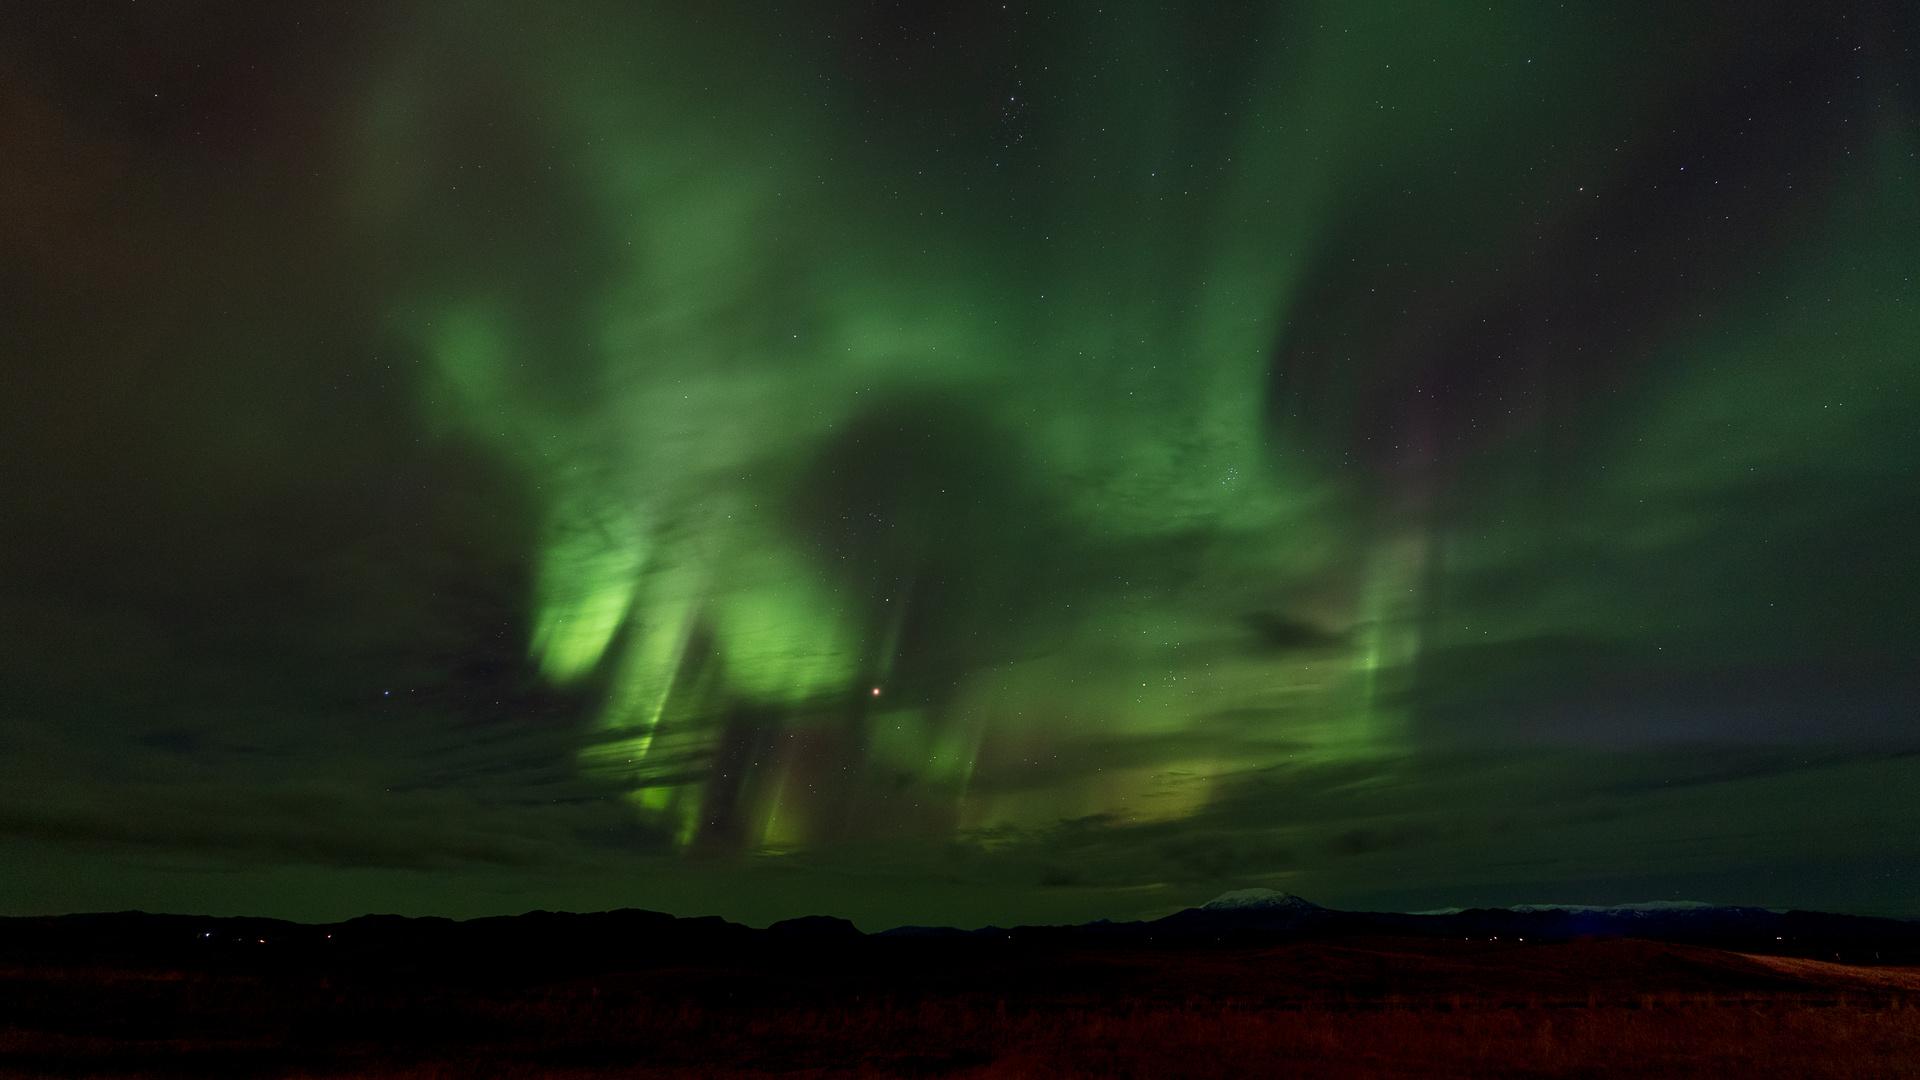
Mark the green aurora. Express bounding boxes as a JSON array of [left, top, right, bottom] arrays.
[[0, 0, 1916, 927]]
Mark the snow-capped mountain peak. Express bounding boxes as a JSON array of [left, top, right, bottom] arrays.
[[1199, 889, 1323, 912]]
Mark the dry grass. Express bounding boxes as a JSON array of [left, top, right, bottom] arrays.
[[3, 940, 1917, 1079], [5, 995, 1919, 1079]]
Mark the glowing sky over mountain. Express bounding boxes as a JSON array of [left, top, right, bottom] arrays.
[[1, 0, 1915, 928]]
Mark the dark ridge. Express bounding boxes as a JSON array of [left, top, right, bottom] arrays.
[[5, 896, 1917, 974], [767, 915, 864, 937]]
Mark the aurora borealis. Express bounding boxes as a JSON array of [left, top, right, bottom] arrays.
[[1, 0, 1916, 929]]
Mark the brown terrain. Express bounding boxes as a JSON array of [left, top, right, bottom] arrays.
[[2, 936, 1917, 1078]]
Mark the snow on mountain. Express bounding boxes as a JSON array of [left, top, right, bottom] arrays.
[[1200, 889, 1324, 913]]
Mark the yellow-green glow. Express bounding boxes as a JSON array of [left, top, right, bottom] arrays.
[[531, 507, 645, 684], [381, 1, 1461, 854], [352, 0, 1920, 864]]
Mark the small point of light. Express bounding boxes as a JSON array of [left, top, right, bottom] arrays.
[[871, 687, 882, 696]]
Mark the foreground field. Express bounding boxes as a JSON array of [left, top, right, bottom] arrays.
[[2, 937, 1916, 1078]]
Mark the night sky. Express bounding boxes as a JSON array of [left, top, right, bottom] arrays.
[[2, 0, 1917, 930]]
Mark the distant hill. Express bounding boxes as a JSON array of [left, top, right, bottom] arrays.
[[876, 889, 1920, 964], [3, 891, 1916, 971]]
